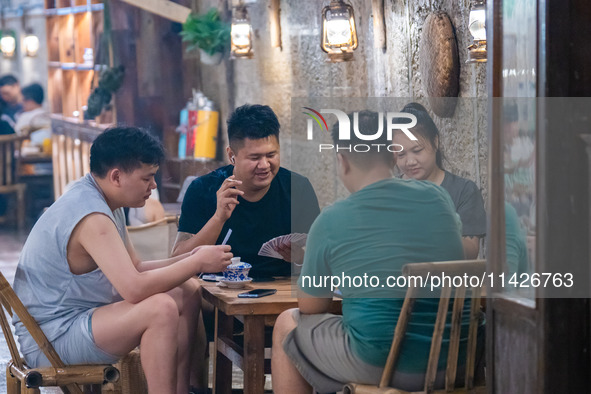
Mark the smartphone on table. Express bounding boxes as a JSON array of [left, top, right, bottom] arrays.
[[237, 289, 277, 298]]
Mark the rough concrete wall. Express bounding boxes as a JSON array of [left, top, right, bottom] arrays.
[[196, 0, 488, 207]]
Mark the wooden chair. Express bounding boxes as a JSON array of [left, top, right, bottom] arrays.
[[344, 259, 487, 394], [0, 134, 28, 230], [126, 215, 178, 261], [0, 272, 147, 394]]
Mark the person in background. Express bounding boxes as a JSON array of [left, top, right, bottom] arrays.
[[0, 74, 23, 122], [14, 83, 51, 145], [0, 99, 15, 135], [505, 201, 529, 275], [12, 127, 232, 394], [392, 103, 486, 259], [272, 111, 477, 393], [0, 100, 16, 219]]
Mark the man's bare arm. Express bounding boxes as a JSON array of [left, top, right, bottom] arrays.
[[462, 236, 480, 259], [124, 227, 192, 271], [135, 253, 195, 272], [77, 213, 232, 303], [171, 216, 226, 256]]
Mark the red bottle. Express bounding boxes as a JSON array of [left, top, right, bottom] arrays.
[[186, 105, 198, 158]]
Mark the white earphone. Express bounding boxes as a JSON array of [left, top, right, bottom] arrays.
[[231, 156, 235, 164]]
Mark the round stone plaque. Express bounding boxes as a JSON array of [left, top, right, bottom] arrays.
[[419, 11, 460, 118]]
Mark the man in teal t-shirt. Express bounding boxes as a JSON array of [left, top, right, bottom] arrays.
[[271, 111, 466, 394]]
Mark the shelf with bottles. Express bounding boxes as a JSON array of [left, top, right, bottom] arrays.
[[47, 8, 102, 70]]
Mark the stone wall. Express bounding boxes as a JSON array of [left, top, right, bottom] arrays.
[[195, 0, 488, 207]]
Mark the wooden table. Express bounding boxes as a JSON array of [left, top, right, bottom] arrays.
[[200, 278, 340, 394]]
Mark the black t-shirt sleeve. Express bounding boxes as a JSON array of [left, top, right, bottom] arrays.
[[178, 178, 216, 234], [0, 120, 15, 135], [291, 175, 321, 233], [456, 181, 487, 237]]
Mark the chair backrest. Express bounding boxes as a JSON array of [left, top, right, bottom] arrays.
[[127, 215, 178, 261], [0, 134, 26, 187], [379, 259, 486, 393]]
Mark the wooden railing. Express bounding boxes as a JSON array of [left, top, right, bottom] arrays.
[[51, 117, 106, 199]]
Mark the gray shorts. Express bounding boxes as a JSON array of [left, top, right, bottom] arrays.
[[283, 310, 442, 394], [24, 309, 120, 368]]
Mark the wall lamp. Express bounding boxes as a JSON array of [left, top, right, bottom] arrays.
[[22, 6, 40, 57], [321, 0, 358, 62], [23, 33, 39, 57], [231, 5, 254, 59], [269, 0, 281, 49], [467, 0, 486, 63], [0, 30, 16, 58]]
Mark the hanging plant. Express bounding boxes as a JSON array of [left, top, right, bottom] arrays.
[[180, 8, 230, 56], [84, 1, 125, 120], [84, 65, 125, 120]]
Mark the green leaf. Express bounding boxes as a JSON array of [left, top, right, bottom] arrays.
[[180, 8, 230, 56]]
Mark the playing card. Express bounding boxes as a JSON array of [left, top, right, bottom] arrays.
[[258, 233, 308, 260]]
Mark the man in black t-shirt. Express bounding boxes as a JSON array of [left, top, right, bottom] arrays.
[[172, 104, 320, 279]]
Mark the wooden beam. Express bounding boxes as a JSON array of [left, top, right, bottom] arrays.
[[119, 0, 191, 24]]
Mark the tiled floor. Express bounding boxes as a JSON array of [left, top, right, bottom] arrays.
[[0, 227, 271, 393]]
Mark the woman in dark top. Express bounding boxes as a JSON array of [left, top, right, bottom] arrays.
[[393, 102, 486, 259]]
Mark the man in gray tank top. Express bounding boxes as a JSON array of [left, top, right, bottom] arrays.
[[12, 127, 233, 394]]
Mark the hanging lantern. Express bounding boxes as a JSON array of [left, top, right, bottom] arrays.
[[23, 32, 39, 57], [321, 0, 358, 62], [467, 0, 487, 63], [231, 6, 253, 59], [0, 31, 16, 58]]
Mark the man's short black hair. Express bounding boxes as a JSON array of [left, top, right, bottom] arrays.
[[331, 110, 394, 169], [22, 83, 44, 105], [0, 75, 19, 87], [226, 104, 280, 147], [90, 127, 165, 178]]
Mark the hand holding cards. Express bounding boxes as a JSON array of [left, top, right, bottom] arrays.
[[258, 233, 308, 261]]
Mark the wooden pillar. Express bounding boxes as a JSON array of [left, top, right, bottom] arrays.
[[109, 1, 138, 127]]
